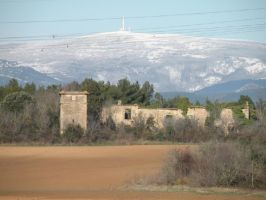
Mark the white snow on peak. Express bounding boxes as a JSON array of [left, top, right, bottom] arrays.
[[236, 83, 263, 93], [204, 76, 222, 85], [0, 31, 266, 91], [182, 54, 208, 59], [164, 66, 181, 83], [189, 85, 203, 92], [237, 57, 266, 74], [246, 62, 266, 74]]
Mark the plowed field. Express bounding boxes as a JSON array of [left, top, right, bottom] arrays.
[[0, 146, 262, 200]]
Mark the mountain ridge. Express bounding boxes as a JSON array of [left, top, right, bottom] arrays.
[[0, 31, 266, 92], [0, 59, 60, 86]]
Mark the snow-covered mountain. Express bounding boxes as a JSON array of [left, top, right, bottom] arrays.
[[196, 79, 266, 102], [196, 79, 266, 94], [0, 59, 60, 86], [161, 79, 266, 102], [0, 31, 266, 91]]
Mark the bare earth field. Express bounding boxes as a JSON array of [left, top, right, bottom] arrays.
[[0, 145, 263, 200]]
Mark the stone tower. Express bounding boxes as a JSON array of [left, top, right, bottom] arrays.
[[59, 91, 88, 134]]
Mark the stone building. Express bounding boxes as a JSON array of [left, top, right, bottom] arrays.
[[59, 90, 250, 135], [101, 103, 209, 128], [59, 91, 88, 134], [101, 102, 250, 133], [214, 108, 235, 135]]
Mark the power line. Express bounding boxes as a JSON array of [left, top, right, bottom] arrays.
[[134, 17, 266, 31], [0, 25, 265, 51], [0, 26, 264, 44], [0, 17, 121, 24], [0, 17, 265, 41], [146, 23, 266, 34], [0, 27, 264, 47], [0, 32, 86, 40], [126, 7, 266, 19], [0, 7, 266, 24]]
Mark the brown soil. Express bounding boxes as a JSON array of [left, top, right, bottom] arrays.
[[0, 145, 262, 200]]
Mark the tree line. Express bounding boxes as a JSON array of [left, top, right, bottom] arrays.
[[0, 78, 265, 144], [0, 78, 156, 143]]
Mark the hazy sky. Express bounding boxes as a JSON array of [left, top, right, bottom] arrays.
[[0, 0, 266, 43]]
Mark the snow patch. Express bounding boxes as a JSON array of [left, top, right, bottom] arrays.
[[182, 54, 207, 59], [213, 65, 236, 75], [1, 31, 266, 91], [204, 76, 221, 85], [236, 83, 262, 93], [246, 62, 266, 74], [189, 85, 203, 92], [164, 66, 181, 83]]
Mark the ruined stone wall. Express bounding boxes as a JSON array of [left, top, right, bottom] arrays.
[[101, 105, 139, 126], [59, 91, 250, 135], [242, 101, 250, 119], [136, 108, 184, 128], [187, 108, 209, 126], [101, 104, 248, 132], [215, 109, 235, 135], [60, 91, 88, 134], [101, 105, 208, 128], [242, 108, 249, 119]]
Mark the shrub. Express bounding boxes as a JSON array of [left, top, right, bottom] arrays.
[[205, 100, 222, 127], [159, 147, 195, 185], [130, 114, 158, 140], [232, 105, 251, 126], [105, 115, 116, 131], [131, 113, 146, 139], [63, 124, 84, 143], [162, 117, 211, 143], [192, 142, 251, 187], [235, 122, 266, 188], [159, 141, 265, 189]]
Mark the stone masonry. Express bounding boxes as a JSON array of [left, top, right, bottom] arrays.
[[101, 104, 209, 128], [101, 102, 250, 133], [59, 90, 250, 135], [59, 91, 88, 134]]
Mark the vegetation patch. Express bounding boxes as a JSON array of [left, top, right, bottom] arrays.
[[63, 124, 84, 144], [126, 185, 266, 198], [144, 139, 266, 189], [0, 78, 266, 146]]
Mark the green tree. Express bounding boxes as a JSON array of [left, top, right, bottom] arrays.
[[140, 81, 154, 105], [63, 81, 81, 91], [238, 95, 255, 108], [81, 78, 103, 121], [24, 82, 36, 94], [6, 79, 21, 93], [195, 100, 201, 106], [105, 85, 122, 102], [205, 100, 222, 127], [165, 96, 191, 115], [117, 78, 140, 104], [149, 92, 164, 108], [0, 86, 6, 101], [1, 91, 35, 112]]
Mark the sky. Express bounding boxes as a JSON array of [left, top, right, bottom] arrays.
[[0, 0, 266, 43]]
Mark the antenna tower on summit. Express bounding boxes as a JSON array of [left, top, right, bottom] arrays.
[[120, 16, 125, 31]]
